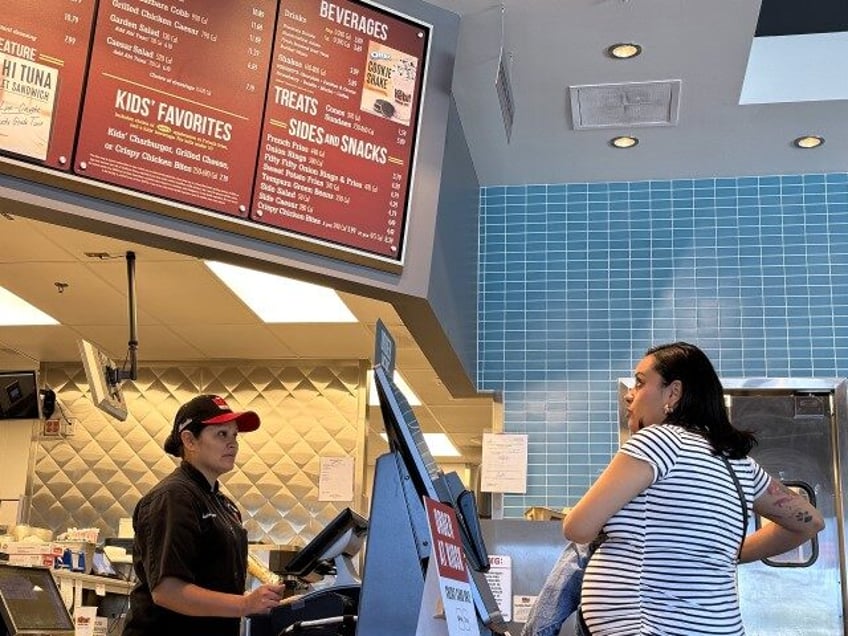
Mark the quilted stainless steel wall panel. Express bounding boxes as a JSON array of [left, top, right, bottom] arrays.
[[29, 361, 368, 546]]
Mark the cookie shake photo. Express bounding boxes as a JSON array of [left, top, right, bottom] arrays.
[[360, 42, 418, 126]]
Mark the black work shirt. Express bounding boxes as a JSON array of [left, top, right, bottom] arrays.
[[122, 461, 248, 636]]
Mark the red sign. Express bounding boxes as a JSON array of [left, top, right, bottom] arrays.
[[1, 1, 96, 169], [74, 1, 275, 215], [424, 497, 468, 582], [250, 0, 429, 260]]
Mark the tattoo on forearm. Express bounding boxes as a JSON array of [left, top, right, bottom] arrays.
[[794, 510, 813, 523], [768, 480, 813, 523], [767, 480, 792, 499], [768, 481, 796, 508]]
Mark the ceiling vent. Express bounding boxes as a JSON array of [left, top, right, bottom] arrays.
[[569, 80, 681, 129]]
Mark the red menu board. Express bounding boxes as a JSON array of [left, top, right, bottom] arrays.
[[251, 0, 430, 261], [1, 0, 96, 169], [74, 1, 275, 216]]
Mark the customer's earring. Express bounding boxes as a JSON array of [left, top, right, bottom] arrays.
[[663, 403, 672, 415]]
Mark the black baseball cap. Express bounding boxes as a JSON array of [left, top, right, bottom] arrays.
[[164, 394, 260, 456]]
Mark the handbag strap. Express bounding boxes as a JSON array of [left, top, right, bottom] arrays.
[[719, 454, 748, 556]]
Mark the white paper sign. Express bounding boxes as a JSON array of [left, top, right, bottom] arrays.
[[318, 456, 354, 502], [512, 594, 537, 623], [481, 433, 528, 493], [74, 606, 97, 636], [483, 554, 512, 622], [93, 617, 108, 636], [416, 497, 481, 636]]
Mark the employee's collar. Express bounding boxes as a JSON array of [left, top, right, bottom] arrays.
[[180, 460, 220, 493]]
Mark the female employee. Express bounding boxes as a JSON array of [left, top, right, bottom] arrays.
[[564, 342, 824, 635], [123, 394, 285, 636]]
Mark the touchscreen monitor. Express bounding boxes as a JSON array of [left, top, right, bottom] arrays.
[[77, 340, 128, 421], [0, 565, 74, 635], [284, 508, 368, 579]]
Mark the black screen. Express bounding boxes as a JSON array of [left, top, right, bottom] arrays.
[[0, 565, 74, 632], [375, 366, 440, 500], [0, 372, 39, 420]]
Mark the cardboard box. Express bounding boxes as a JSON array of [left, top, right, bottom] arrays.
[[4, 553, 56, 568], [0, 540, 63, 557]]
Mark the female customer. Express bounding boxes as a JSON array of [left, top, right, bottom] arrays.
[[563, 342, 824, 635], [123, 394, 285, 636]]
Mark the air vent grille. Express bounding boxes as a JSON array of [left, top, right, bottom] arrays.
[[570, 80, 681, 129]]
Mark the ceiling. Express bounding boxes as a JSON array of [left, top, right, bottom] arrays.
[[2, 0, 847, 463], [0, 214, 496, 463], [436, 0, 848, 186]]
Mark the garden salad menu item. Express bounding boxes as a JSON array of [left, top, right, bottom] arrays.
[[74, 0, 275, 216]]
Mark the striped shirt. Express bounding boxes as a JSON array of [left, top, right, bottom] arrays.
[[581, 424, 770, 635]]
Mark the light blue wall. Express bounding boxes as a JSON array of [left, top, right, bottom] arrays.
[[478, 173, 848, 518]]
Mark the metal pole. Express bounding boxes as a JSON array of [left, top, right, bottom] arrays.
[[126, 251, 138, 381]]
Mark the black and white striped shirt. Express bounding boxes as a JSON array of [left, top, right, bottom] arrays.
[[581, 424, 770, 635]]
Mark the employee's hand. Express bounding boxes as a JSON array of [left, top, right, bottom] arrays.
[[243, 583, 286, 615]]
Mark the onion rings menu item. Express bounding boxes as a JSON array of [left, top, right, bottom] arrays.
[[74, 1, 275, 216], [1, 1, 96, 168], [251, 0, 430, 261]]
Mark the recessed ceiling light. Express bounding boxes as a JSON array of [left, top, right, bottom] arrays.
[[380, 432, 460, 457], [793, 135, 824, 149], [0, 286, 59, 326], [205, 261, 356, 323], [610, 135, 639, 149], [607, 43, 642, 59], [367, 369, 421, 406]]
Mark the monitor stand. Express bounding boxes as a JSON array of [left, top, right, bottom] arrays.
[[357, 452, 430, 635], [332, 553, 361, 588], [357, 452, 503, 635]]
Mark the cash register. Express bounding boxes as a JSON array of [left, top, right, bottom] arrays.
[[0, 564, 75, 636], [248, 508, 367, 636]]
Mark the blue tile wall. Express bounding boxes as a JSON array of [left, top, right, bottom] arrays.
[[478, 173, 848, 518]]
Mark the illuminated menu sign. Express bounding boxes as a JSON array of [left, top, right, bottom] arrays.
[[251, 0, 429, 260], [1, 0, 432, 268], [1, 1, 96, 169], [75, 1, 275, 216]]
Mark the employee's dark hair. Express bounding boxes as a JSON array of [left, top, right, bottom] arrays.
[[647, 341, 756, 458], [163, 420, 205, 458]]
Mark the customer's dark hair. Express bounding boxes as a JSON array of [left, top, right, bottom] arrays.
[[647, 341, 756, 458]]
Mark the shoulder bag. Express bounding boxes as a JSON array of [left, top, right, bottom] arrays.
[[718, 454, 749, 557]]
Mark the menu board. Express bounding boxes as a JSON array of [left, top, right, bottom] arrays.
[[74, 1, 276, 216], [1, 1, 96, 169], [251, 0, 430, 260], [1, 0, 434, 268]]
